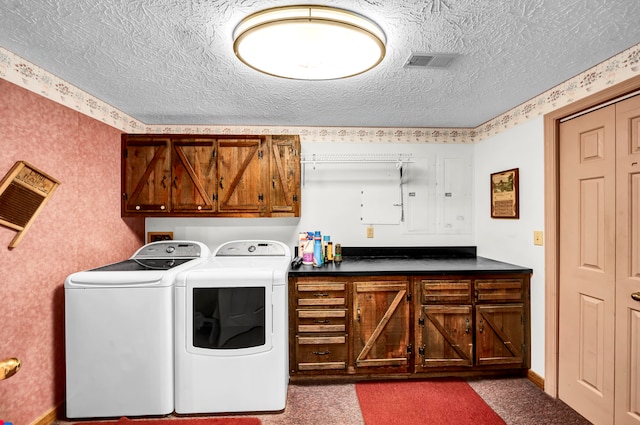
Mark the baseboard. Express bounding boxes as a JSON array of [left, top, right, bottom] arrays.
[[31, 403, 62, 425], [527, 369, 544, 390]]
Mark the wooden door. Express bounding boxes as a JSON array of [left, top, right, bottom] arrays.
[[217, 138, 267, 214], [475, 304, 525, 366], [559, 105, 616, 424], [122, 136, 170, 214], [268, 135, 300, 216], [418, 305, 473, 369], [171, 139, 217, 213], [353, 280, 410, 371], [614, 95, 640, 425]]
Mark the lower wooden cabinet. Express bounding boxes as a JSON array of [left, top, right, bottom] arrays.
[[476, 304, 525, 366], [289, 273, 530, 381], [417, 304, 474, 369], [353, 280, 410, 373]]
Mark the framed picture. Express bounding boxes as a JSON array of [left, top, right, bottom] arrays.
[[491, 168, 519, 219], [147, 232, 173, 243]]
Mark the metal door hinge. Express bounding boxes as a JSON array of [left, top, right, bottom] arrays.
[[418, 346, 425, 356], [418, 317, 425, 326], [258, 150, 264, 159], [406, 293, 412, 302], [407, 344, 413, 354], [293, 194, 298, 202], [258, 193, 264, 201]]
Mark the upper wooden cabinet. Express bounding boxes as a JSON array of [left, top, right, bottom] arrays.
[[122, 136, 171, 214], [269, 135, 301, 217], [121, 134, 301, 217], [171, 138, 217, 213]]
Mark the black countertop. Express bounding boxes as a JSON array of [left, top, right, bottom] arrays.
[[289, 246, 533, 277]]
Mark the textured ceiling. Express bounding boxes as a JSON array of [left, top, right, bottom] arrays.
[[1, 0, 639, 128]]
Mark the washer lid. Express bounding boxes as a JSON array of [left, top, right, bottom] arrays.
[[90, 258, 195, 271]]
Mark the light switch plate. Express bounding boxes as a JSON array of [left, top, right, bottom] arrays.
[[366, 226, 374, 238], [534, 230, 543, 246]]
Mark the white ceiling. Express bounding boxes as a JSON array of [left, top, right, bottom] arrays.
[[1, 0, 639, 128]]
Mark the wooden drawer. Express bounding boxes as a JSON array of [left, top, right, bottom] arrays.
[[296, 282, 346, 307], [296, 335, 348, 371], [297, 309, 347, 333], [475, 279, 524, 302], [419, 279, 472, 304]]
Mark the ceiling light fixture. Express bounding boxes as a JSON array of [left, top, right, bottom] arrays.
[[233, 5, 386, 80]]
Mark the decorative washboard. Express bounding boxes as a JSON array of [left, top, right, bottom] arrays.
[[0, 161, 60, 248]]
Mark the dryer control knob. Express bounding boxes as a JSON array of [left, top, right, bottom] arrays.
[[248, 245, 256, 252], [166, 246, 175, 253]]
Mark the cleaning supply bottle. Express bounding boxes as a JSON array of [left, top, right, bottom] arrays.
[[313, 231, 323, 267], [334, 243, 342, 264], [302, 234, 314, 265], [323, 235, 330, 262]]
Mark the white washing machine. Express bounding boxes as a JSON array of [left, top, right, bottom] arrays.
[[64, 240, 211, 419], [174, 240, 291, 414]]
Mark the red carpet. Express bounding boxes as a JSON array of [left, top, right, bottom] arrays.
[[356, 379, 506, 425], [73, 418, 260, 425]]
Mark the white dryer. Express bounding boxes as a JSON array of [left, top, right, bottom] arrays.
[[64, 240, 211, 419], [174, 240, 291, 414]]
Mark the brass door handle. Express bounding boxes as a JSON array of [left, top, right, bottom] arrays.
[[632, 292, 640, 302], [0, 357, 20, 380]]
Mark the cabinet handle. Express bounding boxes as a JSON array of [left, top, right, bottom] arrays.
[[313, 351, 330, 356], [172, 177, 178, 189], [465, 318, 470, 334], [219, 176, 224, 189], [478, 319, 484, 333], [357, 307, 361, 322], [314, 319, 330, 324], [313, 293, 329, 297], [632, 292, 640, 302], [272, 177, 276, 189], [161, 175, 167, 189]]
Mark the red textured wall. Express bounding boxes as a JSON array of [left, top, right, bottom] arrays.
[[0, 79, 144, 425]]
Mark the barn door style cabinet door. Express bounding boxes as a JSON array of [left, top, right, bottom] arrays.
[[353, 279, 411, 373], [474, 278, 527, 367], [268, 135, 301, 217], [217, 137, 268, 215], [122, 134, 300, 217], [122, 136, 171, 214], [171, 138, 217, 213], [415, 278, 474, 370]]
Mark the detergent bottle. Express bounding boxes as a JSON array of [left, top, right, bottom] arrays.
[[313, 231, 323, 267]]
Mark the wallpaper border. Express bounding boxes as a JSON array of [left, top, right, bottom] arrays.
[[1, 43, 638, 143]]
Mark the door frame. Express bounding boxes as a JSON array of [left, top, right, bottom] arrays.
[[543, 74, 640, 397]]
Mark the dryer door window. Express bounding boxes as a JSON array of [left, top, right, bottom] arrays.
[[193, 287, 266, 350]]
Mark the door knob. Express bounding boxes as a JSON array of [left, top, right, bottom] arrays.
[[0, 357, 20, 380], [631, 292, 640, 302]]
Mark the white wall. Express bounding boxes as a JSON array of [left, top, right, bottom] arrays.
[[147, 142, 475, 251], [474, 116, 546, 376]]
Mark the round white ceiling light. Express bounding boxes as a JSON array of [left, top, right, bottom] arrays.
[[233, 5, 386, 80]]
